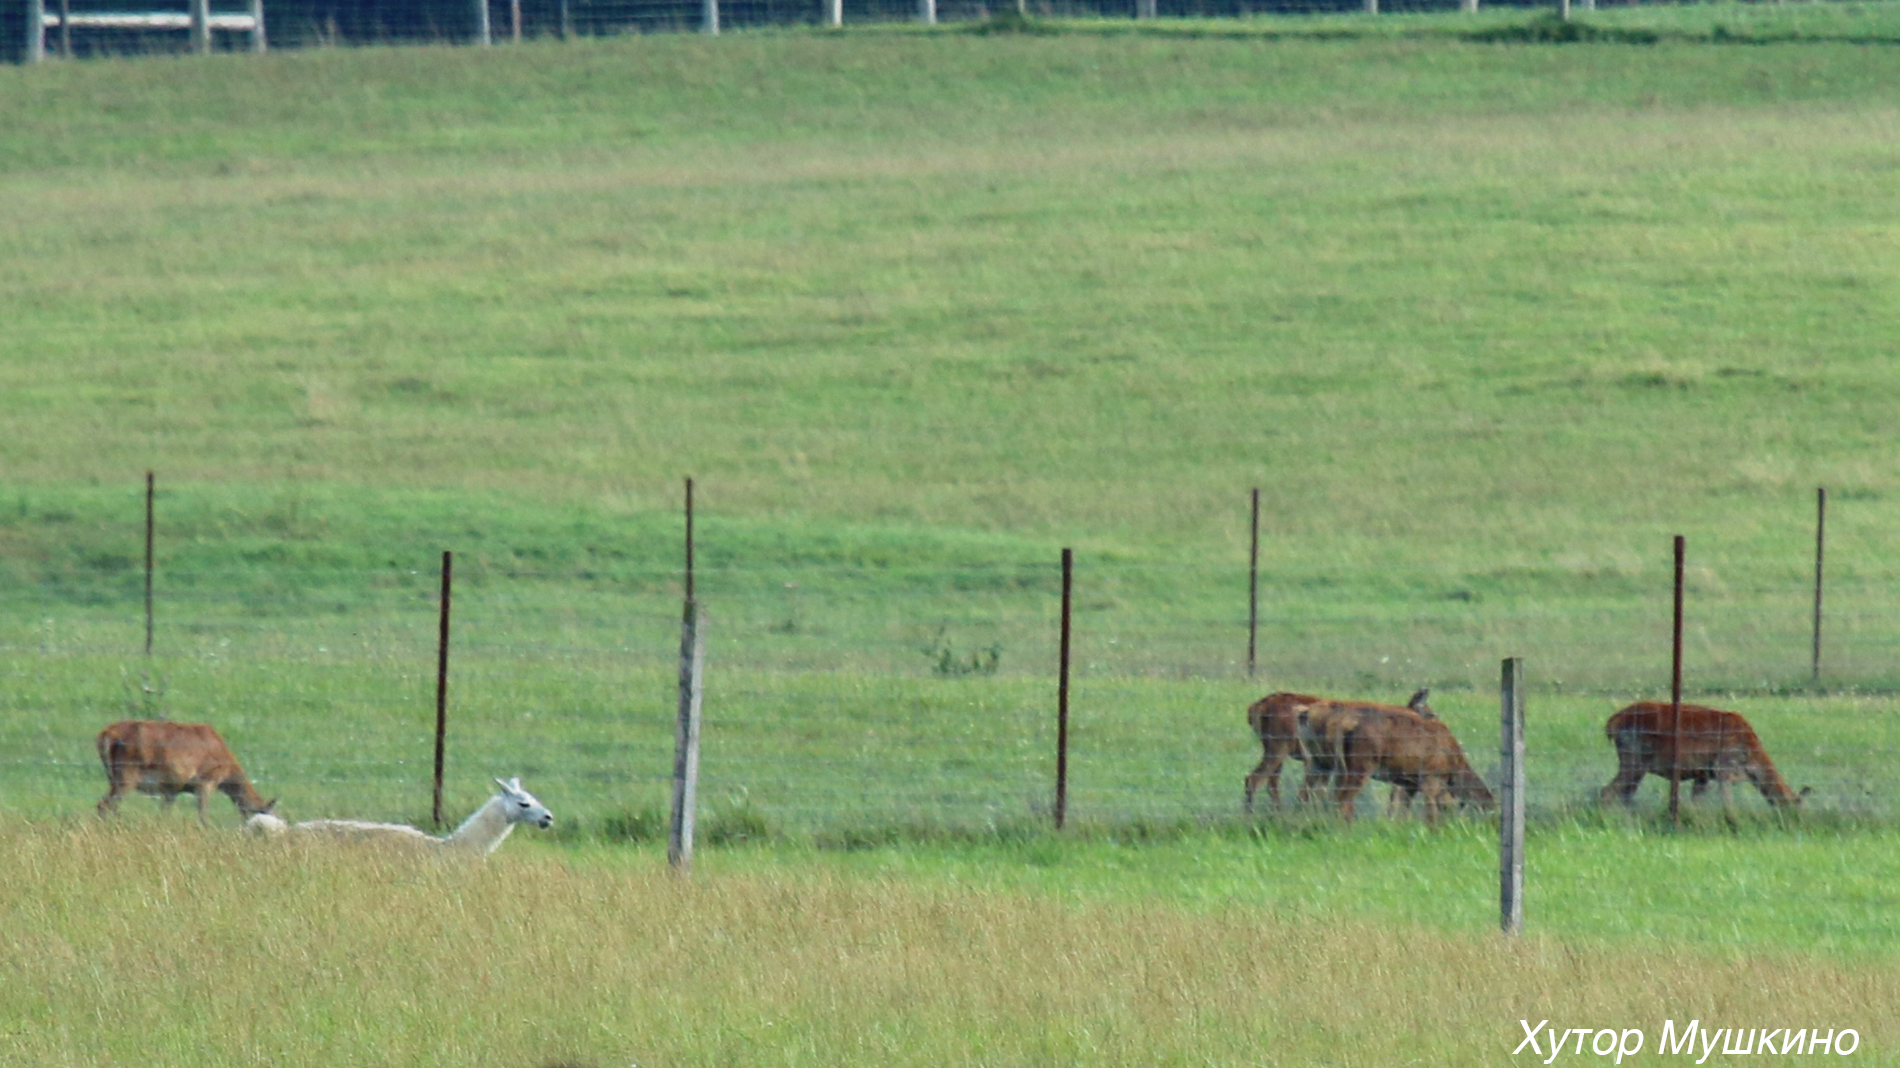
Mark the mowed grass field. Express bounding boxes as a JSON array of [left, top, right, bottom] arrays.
[[7, 9, 1900, 1063]]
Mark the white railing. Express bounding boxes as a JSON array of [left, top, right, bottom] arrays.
[[25, 0, 265, 61]]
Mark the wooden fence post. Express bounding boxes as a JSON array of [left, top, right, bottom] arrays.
[[668, 600, 705, 870], [432, 550, 452, 829], [1499, 657, 1525, 936], [702, 0, 718, 35], [473, 0, 491, 45], [1055, 547, 1072, 830], [669, 477, 703, 871]]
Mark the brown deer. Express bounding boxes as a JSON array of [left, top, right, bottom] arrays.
[[1297, 689, 1493, 823], [1242, 692, 1323, 812], [1600, 702, 1807, 809], [96, 720, 276, 825]]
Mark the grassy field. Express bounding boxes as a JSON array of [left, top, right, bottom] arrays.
[[7, 9, 1900, 1061], [1, 822, 1895, 1068]]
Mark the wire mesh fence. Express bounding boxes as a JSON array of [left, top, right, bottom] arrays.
[[3, 539, 1898, 839], [0, 0, 1832, 64]]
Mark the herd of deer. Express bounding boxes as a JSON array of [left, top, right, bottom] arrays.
[[89, 689, 1806, 837], [1243, 689, 1808, 822]]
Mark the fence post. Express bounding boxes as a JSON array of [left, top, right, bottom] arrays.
[[668, 600, 705, 870], [1812, 486, 1826, 683], [248, 0, 266, 50], [188, 0, 209, 52], [1499, 657, 1525, 936], [26, 0, 46, 62], [702, 0, 718, 35], [1054, 547, 1073, 830], [825, 0, 840, 26], [473, 0, 492, 45], [670, 478, 703, 870], [143, 471, 155, 657], [432, 550, 452, 829], [1247, 487, 1259, 679], [918, 0, 935, 25], [1668, 534, 1685, 829]]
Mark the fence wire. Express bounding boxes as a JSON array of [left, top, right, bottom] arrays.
[[3, 552, 1897, 839]]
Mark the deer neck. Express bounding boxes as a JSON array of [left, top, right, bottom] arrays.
[[219, 777, 269, 816]]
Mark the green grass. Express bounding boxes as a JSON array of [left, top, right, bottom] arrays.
[[3, 822, 1896, 1068], [8, 14, 1900, 1032]]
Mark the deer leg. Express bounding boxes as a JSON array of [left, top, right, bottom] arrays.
[[1599, 759, 1644, 807], [1422, 778, 1450, 827], [1243, 754, 1279, 814], [97, 775, 128, 818], [1334, 767, 1369, 823], [1386, 781, 1413, 820], [194, 785, 212, 827], [1296, 762, 1325, 806]]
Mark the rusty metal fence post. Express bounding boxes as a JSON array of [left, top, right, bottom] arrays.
[[1500, 657, 1525, 936], [1813, 487, 1827, 682], [432, 549, 452, 829], [1055, 547, 1073, 830], [143, 472, 155, 657], [1247, 487, 1260, 679], [1668, 535, 1685, 830]]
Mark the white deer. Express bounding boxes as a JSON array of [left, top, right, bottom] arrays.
[[247, 778, 553, 855]]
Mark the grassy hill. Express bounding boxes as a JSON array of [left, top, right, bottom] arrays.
[[6, 8, 1900, 967]]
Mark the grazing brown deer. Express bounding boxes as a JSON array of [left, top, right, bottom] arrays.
[[96, 720, 276, 825], [1242, 692, 1323, 813], [1600, 702, 1807, 809], [1296, 689, 1492, 823], [1383, 714, 1495, 818]]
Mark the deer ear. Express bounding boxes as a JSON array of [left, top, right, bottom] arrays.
[[495, 778, 510, 792]]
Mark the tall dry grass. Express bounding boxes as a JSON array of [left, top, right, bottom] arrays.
[[2, 821, 1892, 1066]]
